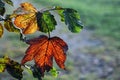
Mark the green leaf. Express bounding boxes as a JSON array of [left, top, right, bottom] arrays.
[[6, 60, 23, 80], [0, 56, 23, 79], [0, 23, 3, 38], [0, 56, 10, 64], [3, 0, 13, 6], [55, 6, 65, 21], [0, 56, 10, 72], [4, 15, 20, 32], [0, 64, 6, 72], [30, 65, 42, 80], [0, 0, 5, 16], [50, 67, 58, 77], [63, 8, 83, 33], [36, 11, 57, 33]]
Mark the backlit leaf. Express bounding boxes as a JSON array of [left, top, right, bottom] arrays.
[[0, 23, 3, 38], [3, 0, 13, 6], [0, 56, 10, 72], [21, 35, 68, 76], [14, 2, 57, 34], [19, 2, 37, 12], [14, 2, 38, 34], [0, 56, 23, 79], [6, 60, 23, 80], [63, 8, 83, 32], [0, 64, 6, 72], [36, 11, 57, 33], [55, 6, 65, 21], [50, 67, 58, 77], [0, 56, 10, 64], [31, 65, 42, 80], [4, 15, 20, 32]]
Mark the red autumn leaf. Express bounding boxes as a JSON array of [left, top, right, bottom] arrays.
[[21, 35, 68, 76]]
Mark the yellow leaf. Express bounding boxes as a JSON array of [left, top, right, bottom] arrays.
[[13, 2, 39, 34], [20, 2, 37, 13], [0, 23, 3, 38]]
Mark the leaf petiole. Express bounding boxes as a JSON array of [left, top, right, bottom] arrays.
[[41, 6, 66, 13]]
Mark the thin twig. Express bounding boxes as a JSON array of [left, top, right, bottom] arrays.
[[41, 6, 66, 13]]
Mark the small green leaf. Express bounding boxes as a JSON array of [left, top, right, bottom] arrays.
[[0, 56, 10, 64], [6, 60, 23, 80], [63, 8, 83, 33], [0, 56, 10, 72], [0, 64, 6, 72], [36, 11, 57, 33], [50, 67, 58, 77], [3, 0, 13, 6], [4, 15, 20, 32], [0, 23, 3, 38], [30, 65, 42, 80]]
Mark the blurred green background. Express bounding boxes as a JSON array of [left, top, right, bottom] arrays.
[[0, 0, 120, 80]]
